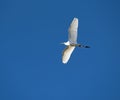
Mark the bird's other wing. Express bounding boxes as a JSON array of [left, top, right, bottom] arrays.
[[68, 18, 78, 44], [62, 46, 75, 64]]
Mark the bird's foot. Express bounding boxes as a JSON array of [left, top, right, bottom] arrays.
[[84, 46, 90, 48]]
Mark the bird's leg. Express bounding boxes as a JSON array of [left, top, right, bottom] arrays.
[[78, 44, 82, 47], [84, 45, 90, 48], [78, 44, 90, 48]]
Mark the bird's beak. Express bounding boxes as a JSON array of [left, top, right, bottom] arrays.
[[60, 42, 64, 44]]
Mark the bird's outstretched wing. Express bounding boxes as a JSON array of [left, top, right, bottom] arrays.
[[62, 46, 75, 64], [68, 18, 78, 44]]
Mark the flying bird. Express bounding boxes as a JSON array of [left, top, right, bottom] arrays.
[[61, 18, 90, 64]]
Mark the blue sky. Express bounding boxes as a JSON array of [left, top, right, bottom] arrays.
[[0, 0, 120, 100]]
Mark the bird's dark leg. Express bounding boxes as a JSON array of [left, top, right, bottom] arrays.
[[78, 44, 90, 48], [84, 45, 90, 48], [78, 44, 82, 47]]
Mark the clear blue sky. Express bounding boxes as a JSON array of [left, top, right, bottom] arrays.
[[0, 0, 120, 100]]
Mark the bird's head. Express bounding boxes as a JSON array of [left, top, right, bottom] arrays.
[[60, 41, 70, 46], [60, 42, 65, 45]]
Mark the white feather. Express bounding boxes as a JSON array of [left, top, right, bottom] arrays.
[[62, 18, 78, 64], [62, 46, 75, 64]]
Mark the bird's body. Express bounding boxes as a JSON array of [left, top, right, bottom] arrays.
[[62, 18, 90, 64]]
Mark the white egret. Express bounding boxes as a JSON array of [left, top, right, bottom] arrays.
[[62, 18, 90, 64]]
